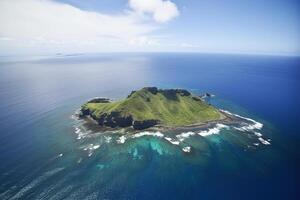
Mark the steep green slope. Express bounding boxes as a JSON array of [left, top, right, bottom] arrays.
[[80, 87, 222, 129]]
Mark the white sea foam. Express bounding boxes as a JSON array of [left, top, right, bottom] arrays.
[[74, 127, 90, 140], [234, 123, 263, 132], [164, 137, 180, 145], [75, 127, 80, 134], [221, 109, 268, 145], [76, 135, 82, 140], [74, 127, 84, 139], [86, 144, 100, 150], [233, 127, 245, 132], [86, 144, 98, 157], [221, 109, 263, 131], [132, 131, 164, 138], [92, 145, 100, 150], [258, 137, 271, 145], [82, 144, 100, 157], [176, 131, 195, 141], [117, 136, 126, 144], [71, 110, 80, 120], [182, 146, 191, 153], [164, 124, 229, 145], [254, 132, 263, 137], [198, 124, 229, 137], [104, 136, 112, 143]]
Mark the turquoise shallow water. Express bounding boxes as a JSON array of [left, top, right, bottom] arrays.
[[0, 53, 299, 199]]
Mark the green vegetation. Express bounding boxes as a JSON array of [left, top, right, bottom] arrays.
[[81, 87, 222, 129]]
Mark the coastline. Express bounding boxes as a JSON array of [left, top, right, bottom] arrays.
[[148, 110, 243, 132], [76, 109, 243, 135]]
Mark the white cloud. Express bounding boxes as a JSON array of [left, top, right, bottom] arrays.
[[0, 0, 164, 54], [129, 0, 179, 23]]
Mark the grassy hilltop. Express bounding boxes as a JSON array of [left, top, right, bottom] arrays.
[[80, 87, 222, 130]]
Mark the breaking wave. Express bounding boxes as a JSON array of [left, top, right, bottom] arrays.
[[116, 135, 126, 144], [220, 109, 271, 145], [198, 124, 229, 137], [132, 131, 164, 138], [220, 109, 263, 131], [73, 108, 271, 154]]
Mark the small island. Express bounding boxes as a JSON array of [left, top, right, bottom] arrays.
[[79, 87, 227, 130]]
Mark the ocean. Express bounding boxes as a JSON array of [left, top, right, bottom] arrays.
[[0, 53, 299, 200]]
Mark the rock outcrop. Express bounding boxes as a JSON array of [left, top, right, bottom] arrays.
[[87, 97, 111, 103], [132, 119, 159, 130]]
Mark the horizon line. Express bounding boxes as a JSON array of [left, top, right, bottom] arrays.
[[0, 51, 299, 60]]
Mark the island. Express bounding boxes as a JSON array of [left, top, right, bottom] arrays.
[[79, 87, 227, 130]]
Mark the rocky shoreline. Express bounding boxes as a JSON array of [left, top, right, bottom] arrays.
[[147, 110, 243, 132], [78, 107, 241, 134]]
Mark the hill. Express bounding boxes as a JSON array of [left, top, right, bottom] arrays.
[[80, 87, 222, 130]]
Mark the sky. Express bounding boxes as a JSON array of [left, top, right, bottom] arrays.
[[0, 0, 299, 56]]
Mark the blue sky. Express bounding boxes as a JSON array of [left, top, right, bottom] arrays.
[[0, 0, 299, 56]]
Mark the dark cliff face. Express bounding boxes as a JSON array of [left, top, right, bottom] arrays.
[[87, 98, 111, 103], [145, 87, 158, 94], [143, 87, 191, 96], [80, 109, 158, 130], [175, 89, 191, 96], [80, 108, 90, 116], [158, 88, 191, 101], [132, 119, 159, 130], [81, 110, 133, 128], [98, 112, 133, 128]]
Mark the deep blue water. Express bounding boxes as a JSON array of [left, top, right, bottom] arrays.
[[0, 53, 299, 200]]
